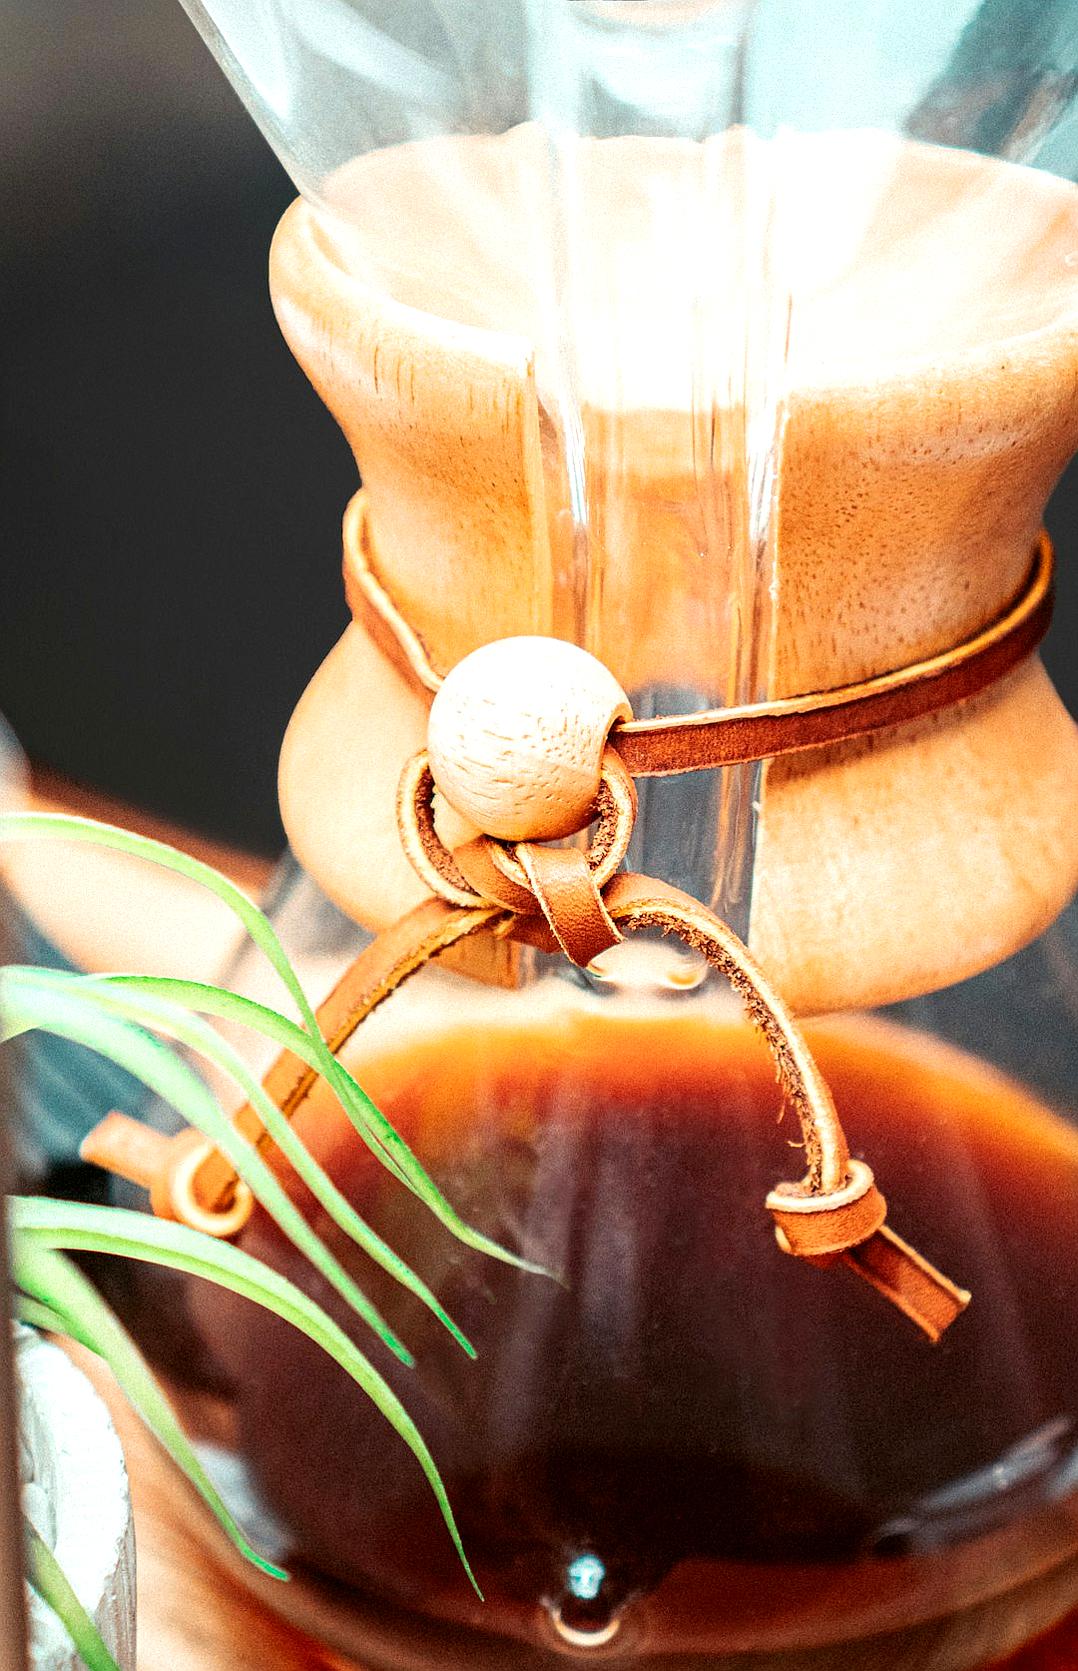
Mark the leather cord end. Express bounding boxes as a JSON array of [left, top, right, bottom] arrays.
[[516, 842, 623, 968], [767, 1160, 969, 1341], [81, 1111, 174, 1195], [81, 1112, 253, 1238], [842, 1226, 971, 1344], [766, 1159, 886, 1257]]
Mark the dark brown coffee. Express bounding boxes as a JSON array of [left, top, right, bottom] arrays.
[[175, 1008, 1078, 1665]]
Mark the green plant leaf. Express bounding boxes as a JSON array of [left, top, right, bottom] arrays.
[[0, 811, 541, 1276], [0, 810, 319, 1028], [15, 1240, 286, 1579], [14, 1293, 88, 1344], [7, 966, 475, 1359], [101, 975, 551, 1269], [10, 1198, 479, 1596], [25, 1514, 123, 1671], [102, 975, 545, 1274], [103, 979, 414, 1186], [0, 971, 413, 1367]]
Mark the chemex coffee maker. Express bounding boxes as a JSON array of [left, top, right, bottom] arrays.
[[83, 4, 1078, 1669]]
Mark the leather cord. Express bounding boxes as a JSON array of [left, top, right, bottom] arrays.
[[398, 747, 637, 913], [83, 859, 970, 1339], [343, 489, 1054, 773], [83, 897, 502, 1229], [517, 843, 622, 968], [82, 488, 989, 1342]]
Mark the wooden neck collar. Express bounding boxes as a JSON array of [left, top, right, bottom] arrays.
[[343, 488, 1054, 776]]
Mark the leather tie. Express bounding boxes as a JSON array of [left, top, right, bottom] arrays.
[[81, 486, 1016, 1345], [342, 489, 1054, 774]]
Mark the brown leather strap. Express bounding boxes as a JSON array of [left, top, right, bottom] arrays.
[[517, 843, 622, 968], [397, 746, 638, 912], [190, 896, 502, 1211], [766, 1159, 887, 1257], [766, 1161, 968, 1343], [344, 489, 1054, 773], [453, 836, 538, 913], [82, 866, 969, 1338], [503, 868, 969, 1339], [81, 897, 501, 1228], [614, 545, 1051, 770], [845, 1225, 970, 1344], [598, 873, 852, 1193], [80, 1118, 255, 1238], [343, 489, 442, 700]]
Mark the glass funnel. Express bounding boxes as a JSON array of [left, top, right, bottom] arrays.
[[111, 3, 1078, 1668]]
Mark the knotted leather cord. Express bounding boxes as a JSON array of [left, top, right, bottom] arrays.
[[85, 850, 970, 1338], [83, 486, 1046, 1340]]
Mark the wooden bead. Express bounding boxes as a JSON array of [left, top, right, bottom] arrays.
[[427, 637, 632, 841]]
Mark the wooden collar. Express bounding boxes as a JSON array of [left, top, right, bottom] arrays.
[[343, 489, 1054, 773]]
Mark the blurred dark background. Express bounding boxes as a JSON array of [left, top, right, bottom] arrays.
[[0, 0, 354, 855], [1, 0, 1076, 858]]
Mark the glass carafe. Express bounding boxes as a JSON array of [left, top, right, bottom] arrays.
[[105, 4, 1078, 1668]]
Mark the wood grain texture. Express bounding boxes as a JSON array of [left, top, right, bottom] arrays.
[[271, 132, 1078, 1013]]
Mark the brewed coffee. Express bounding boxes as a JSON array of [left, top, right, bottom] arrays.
[[178, 1007, 1078, 1666]]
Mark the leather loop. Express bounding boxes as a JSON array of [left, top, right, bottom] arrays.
[[80, 1117, 255, 1237], [161, 1134, 255, 1239], [344, 489, 1054, 772], [398, 746, 638, 912], [564, 874, 967, 1339], [597, 874, 851, 1194], [766, 1159, 887, 1257], [486, 747, 637, 897], [516, 843, 623, 968], [453, 837, 537, 913], [397, 751, 484, 907], [767, 1162, 969, 1342]]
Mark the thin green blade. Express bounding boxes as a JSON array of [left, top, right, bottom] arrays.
[[15, 1241, 285, 1580], [10, 1199, 479, 1596], [25, 1515, 123, 1671], [0, 972, 413, 1367], [0, 812, 540, 1275], [103, 974, 548, 1276], [9, 967, 475, 1358]]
